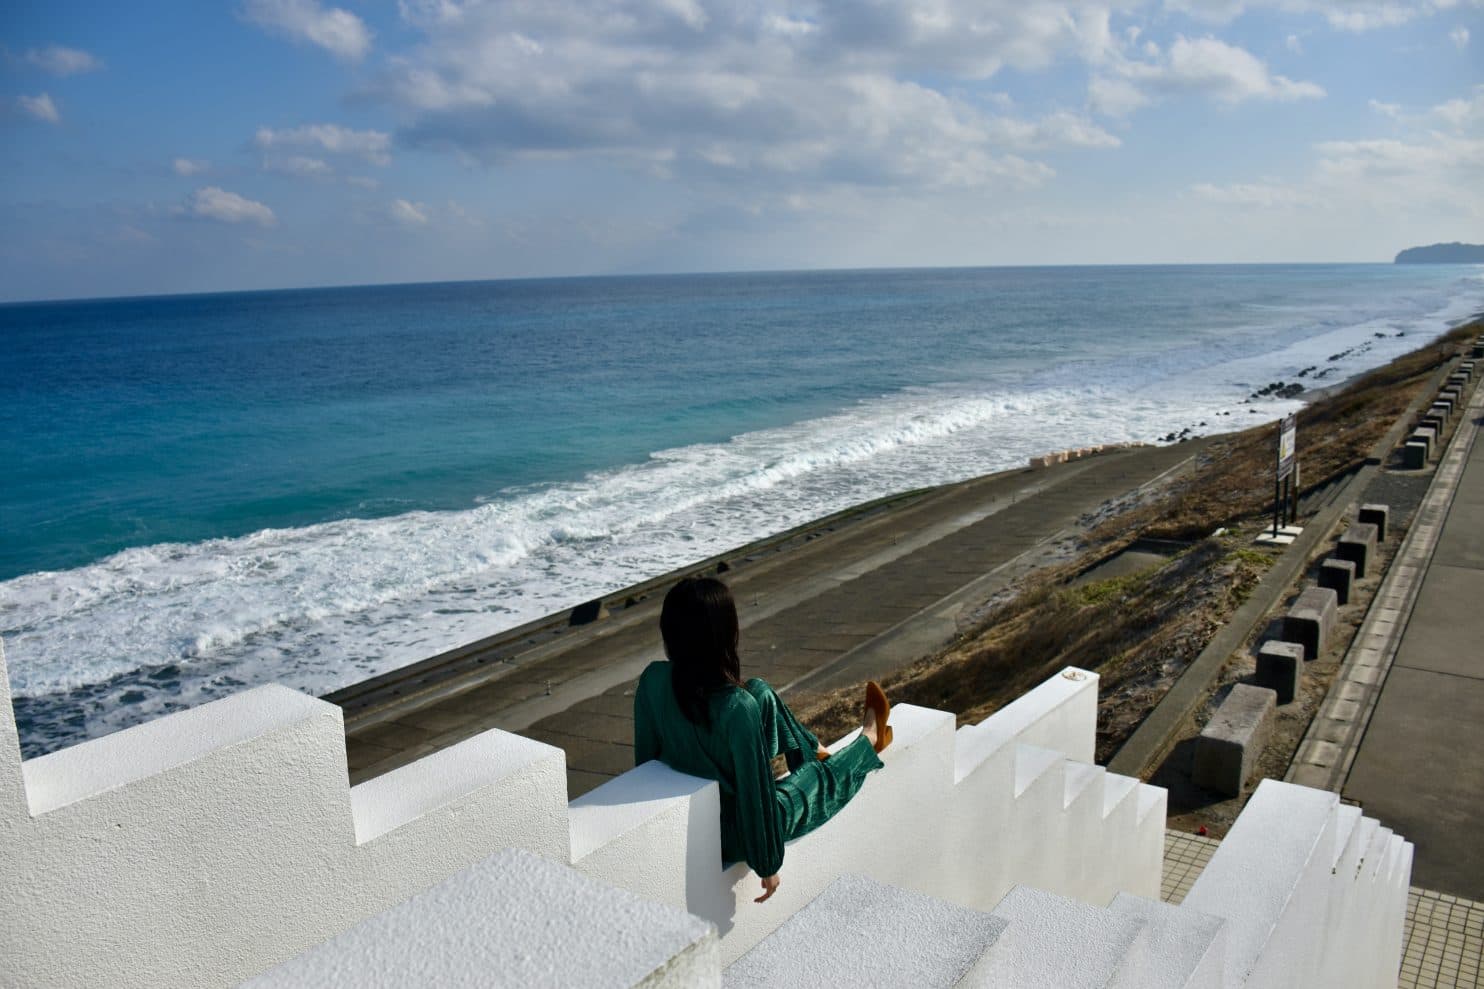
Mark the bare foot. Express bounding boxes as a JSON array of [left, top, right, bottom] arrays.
[[860, 703, 879, 749]]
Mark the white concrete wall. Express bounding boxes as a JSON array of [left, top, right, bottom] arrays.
[[0, 640, 570, 988], [572, 666, 1164, 964], [1181, 779, 1413, 989], [0, 645, 1160, 985]]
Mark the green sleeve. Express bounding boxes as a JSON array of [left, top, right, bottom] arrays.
[[726, 696, 786, 878], [634, 678, 660, 767]]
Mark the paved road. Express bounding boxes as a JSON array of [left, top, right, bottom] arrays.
[[344, 441, 1205, 796], [1344, 373, 1484, 900]]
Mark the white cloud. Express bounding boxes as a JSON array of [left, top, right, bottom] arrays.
[[1089, 34, 1323, 115], [987, 111, 1122, 150], [1452, 26, 1471, 48], [265, 155, 334, 177], [346, 175, 381, 189], [389, 198, 430, 225], [173, 158, 210, 176], [185, 187, 277, 226], [1285, 33, 1303, 53], [1191, 181, 1313, 207], [21, 45, 104, 76], [1162, 0, 1468, 32], [1089, 76, 1151, 116], [241, 0, 372, 60], [1366, 85, 1484, 131], [254, 123, 392, 165], [375, 0, 1139, 199], [1163, 36, 1325, 102], [17, 93, 60, 123]]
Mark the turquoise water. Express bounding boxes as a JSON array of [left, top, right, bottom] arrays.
[[2, 264, 1480, 753]]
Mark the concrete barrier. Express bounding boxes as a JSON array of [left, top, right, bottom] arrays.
[[1283, 586, 1338, 661], [1193, 684, 1276, 797], [1255, 641, 1304, 703], [1318, 558, 1356, 606], [1336, 522, 1380, 580], [1402, 441, 1428, 470], [1357, 504, 1389, 543]]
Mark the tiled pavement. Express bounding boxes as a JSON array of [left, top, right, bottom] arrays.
[[1162, 830, 1484, 988]]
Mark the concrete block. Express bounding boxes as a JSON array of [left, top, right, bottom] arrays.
[[1412, 427, 1436, 455], [725, 873, 1006, 988], [1256, 641, 1304, 704], [1429, 402, 1452, 420], [1402, 441, 1427, 470], [1335, 522, 1379, 580], [1194, 684, 1277, 797], [1318, 558, 1356, 606], [1357, 504, 1389, 543], [1420, 413, 1445, 435], [1435, 396, 1455, 415], [1283, 586, 1338, 661]]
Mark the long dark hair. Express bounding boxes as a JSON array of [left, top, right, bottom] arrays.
[[661, 576, 744, 726]]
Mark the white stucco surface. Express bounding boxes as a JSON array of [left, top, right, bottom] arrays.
[[572, 667, 1166, 966], [0, 644, 570, 988], [1107, 893, 1226, 989], [20, 685, 326, 816], [245, 847, 718, 989], [982, 884, 1150, 989], [723, 872, 1007, 988], [1182, 779, 1412, 989]]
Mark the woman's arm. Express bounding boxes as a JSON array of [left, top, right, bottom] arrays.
[[726, 698, 786, 890]]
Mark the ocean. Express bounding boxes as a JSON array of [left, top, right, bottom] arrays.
[[3, 264, 1481, 756]]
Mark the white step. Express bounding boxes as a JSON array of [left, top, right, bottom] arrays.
[[245, 848, 718, 988], [974, 885, 1150, 988], [1107, 894, 1226, 989], [1015, 744, 1066, 797], [724, 873, 1007, 988], [1101, 773, 1139, 819]]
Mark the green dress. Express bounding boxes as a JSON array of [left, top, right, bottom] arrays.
[[633, 660, 883, 877]]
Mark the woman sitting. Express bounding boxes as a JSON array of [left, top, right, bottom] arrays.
[[633, 576, 892, 904]]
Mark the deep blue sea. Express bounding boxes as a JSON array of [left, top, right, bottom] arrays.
[[3, 264, 1481, 754]]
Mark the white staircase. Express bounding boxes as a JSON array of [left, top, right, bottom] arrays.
[[0, 634, 1412, 988], [716, 779, 1411, 989]]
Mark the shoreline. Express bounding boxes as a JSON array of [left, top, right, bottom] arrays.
[[10, 299, 1482, 758]]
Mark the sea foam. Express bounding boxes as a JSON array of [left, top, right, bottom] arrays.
[[3, 268, 1481, 754]]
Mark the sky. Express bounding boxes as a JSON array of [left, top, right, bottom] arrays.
[[1, 0, 1480, 302]]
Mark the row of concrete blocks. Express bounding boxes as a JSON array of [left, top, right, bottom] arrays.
[[1402, 359, 1474, 468], [1193, 505, 1389, 797], [1027, 443, 1136, 468]]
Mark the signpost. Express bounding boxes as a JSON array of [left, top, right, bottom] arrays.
[[1273, 414, 1298, 537]]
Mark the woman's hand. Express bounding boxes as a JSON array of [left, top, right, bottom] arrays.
[[755, 874, 781, 903]]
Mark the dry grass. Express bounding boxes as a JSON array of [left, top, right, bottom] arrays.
[[790, 319, 1480, 753]]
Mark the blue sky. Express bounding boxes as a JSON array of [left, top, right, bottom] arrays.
[[1, 0, 1480, 301]]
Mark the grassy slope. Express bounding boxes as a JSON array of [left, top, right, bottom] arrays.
[[791, 319, 1480, 754]]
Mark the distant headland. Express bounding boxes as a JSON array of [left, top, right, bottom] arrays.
[[1394, 242, 1484, 264]]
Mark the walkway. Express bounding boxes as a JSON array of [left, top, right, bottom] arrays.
[[1343, 373, 1484, 901]]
